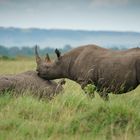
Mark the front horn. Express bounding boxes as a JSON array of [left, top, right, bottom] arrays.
[[35, 45, 41, 64]]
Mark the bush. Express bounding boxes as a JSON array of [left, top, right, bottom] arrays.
[[0, 56, 15, 61]]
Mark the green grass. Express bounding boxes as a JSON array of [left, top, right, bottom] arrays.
[[0, 59, 140, 140]]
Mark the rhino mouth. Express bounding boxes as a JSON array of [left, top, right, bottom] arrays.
[[37, 73, 51, 80]]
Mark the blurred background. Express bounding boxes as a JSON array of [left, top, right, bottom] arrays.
[[0, 0, 140, 58]]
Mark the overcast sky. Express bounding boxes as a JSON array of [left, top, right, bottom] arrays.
[[0, 0, 140, 31]]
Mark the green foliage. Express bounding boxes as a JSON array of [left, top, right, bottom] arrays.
[[1, 89, 140, 140], [0, 55, 15, 61], [84, 84, 96, 97], [0, 85, 139, 140]]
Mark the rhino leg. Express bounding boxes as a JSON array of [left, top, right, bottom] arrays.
[[99, 91, 109, 101]]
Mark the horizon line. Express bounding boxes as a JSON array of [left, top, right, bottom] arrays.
[[0, 26, 140, 34]]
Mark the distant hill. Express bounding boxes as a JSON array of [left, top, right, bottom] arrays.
[[0, 27, 140, 48]]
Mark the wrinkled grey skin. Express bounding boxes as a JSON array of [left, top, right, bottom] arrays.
[[0, 71, 65, 99], [35, 45, 140, 100]]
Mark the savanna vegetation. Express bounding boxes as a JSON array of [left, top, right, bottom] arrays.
[[0, 58, 140, 140]]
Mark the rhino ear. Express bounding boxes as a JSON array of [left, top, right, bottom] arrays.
[[55, 49, 61, 59], [45, 53, 51, 63]]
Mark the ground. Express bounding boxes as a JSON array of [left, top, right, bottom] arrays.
[[0, 58, 140, 140]]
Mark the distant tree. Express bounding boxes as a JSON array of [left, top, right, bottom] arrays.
[[119, 45, 127, 50], [0, 45, 8, 56], [9, 47, 20, 56], [42, 47, 54, 55], [63, 44, 72, 52], [21, 46, 33, 56], [0, 44, 73, 57], [110, 46, 119, 50]]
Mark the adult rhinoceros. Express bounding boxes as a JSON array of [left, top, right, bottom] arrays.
[[35, 45, 140, 100]]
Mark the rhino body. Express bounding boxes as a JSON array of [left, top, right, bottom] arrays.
[[35, 45, 140, 99], [0, 71, 64, 99]]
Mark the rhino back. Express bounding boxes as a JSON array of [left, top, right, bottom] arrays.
[[69, 45, 110, 80]]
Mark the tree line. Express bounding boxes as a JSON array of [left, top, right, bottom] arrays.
[[0, 45, 72, 57], [0, 44, 127, 57]]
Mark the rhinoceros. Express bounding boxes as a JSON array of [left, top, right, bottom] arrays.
[[35, 45, 140, 100], [0, 70, 65, 99]]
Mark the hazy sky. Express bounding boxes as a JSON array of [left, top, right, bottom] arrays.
[[0, 0, 140, 31]]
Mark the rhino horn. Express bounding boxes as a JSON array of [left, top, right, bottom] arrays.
[[45, 53, 51, 63], [35, 45, 41, 64]]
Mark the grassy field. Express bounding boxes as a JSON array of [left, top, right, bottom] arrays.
[[0, 59, 140, 140]]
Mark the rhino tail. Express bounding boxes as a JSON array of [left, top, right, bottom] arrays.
[[136, 58, 140, 83]]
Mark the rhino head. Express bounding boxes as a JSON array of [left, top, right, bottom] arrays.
[[35, 45, 65, 80]]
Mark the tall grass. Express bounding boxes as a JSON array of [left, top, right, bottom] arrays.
[[0, 59, 140, 140], [0, 59, 36, 74]]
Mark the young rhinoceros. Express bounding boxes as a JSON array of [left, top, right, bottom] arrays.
[[0, 71, 65, 99]]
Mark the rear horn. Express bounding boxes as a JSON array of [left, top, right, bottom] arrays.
[[45, 53, 51, 63]]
